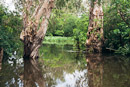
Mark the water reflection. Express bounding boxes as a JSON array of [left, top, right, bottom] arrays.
[[86, 54, 104, 87], [0, 44, 130, 87], [0, 57, 23, 87], [39, 44, 88, 87], [24, 59, 45, 87], [86, 54, 130, 87]]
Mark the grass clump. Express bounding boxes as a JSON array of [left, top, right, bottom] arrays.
[[43, 36, 74, 45]]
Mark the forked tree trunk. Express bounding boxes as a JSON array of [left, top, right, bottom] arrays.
[[86, 0, 104, 52], [20, 0, 55, 60], [0, 48, 3, 70]]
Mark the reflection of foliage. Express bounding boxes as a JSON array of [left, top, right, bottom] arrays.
[[103, 56, 130, 87], [40, 44, 86, 69], [39, 44, 86, 86], [0, 60, 23, 87]]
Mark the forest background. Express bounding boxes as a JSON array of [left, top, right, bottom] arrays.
[[0, 0, 130, 61]]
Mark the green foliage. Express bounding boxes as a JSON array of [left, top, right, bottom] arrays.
[[89, 0, 102, 6], [55, 0, 84, 13], [47, 11, 89, 50], [104, 0, 130, 55], [0, 5, 22, 58], [62, 14, 77, 36], [73, 14, 89, 50], [115, 44, 130, 55], [47, 10, 77, 37], [43, 36, 74, 45]]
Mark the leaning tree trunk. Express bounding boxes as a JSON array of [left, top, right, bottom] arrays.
[[0, 48, 3, 70], [20, 0, 55, 60], [86, 0, 104, 52]]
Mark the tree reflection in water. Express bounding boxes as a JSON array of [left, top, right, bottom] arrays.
[[24, 59, 45, 87], [86, 54, 104, 87]]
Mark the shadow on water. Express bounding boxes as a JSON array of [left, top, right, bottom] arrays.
[[0, 44, 130, 87]]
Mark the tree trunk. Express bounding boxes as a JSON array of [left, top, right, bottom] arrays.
[[0, 48, 3, 70], [86, 0, 104, 52], [20, 0, 55, 60]]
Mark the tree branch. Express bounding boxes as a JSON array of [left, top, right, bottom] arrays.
[[118, 10, 130, 27]]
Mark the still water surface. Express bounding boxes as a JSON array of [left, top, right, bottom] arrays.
[[0, 44, 130, 87]]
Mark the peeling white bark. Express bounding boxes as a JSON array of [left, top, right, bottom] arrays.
[[20, 0, 55, 59]]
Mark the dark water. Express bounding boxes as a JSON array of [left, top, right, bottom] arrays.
[[0, 44, 130, 87]]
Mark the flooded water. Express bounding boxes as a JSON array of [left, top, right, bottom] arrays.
[[0, 44, 130, 87]]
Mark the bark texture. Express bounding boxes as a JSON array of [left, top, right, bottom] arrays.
[[86, 0, 104, 52], [0, 48, 3, 70], [20, 0, 55, 60]]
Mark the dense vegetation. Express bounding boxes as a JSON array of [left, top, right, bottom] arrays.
[[0, 1, 130, 87], [0, 5, 22, 59], [47, 11, 89, 50], [104, 0, 130, 55], [46, 0, 130, 55], [0, 0, 130, 59]]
